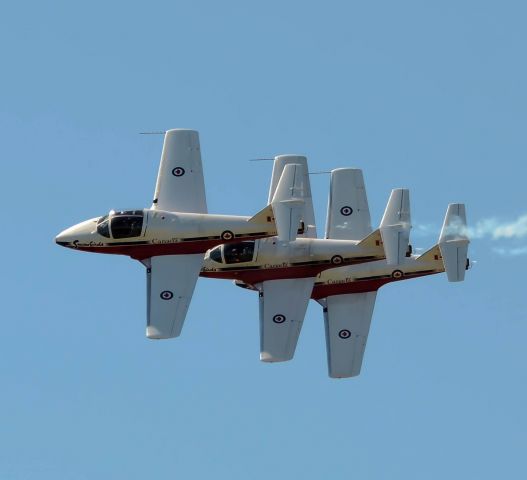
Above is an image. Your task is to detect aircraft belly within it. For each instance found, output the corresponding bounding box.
[200,263,328,284]
[200,254,382,285]
[72,236,259,260]
[311,270,440,299]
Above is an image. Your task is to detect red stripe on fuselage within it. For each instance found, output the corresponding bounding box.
[200,258,381,285]
[200,264,326,283]
[72,239,230,260]
[311,279,389,299]
[311,271,440,300]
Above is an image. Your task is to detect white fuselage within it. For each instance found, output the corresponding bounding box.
[310,252,445,299]
[55,208,277,260]
[201,236,384,284]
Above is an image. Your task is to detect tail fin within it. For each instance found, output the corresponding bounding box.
[248,204,275,225]
[271,163,307,242]
[357,228,383,250]
[379,189,411,265]
[417,244,442,263]
[438,203,470,282]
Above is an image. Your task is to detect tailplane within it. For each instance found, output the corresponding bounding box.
[270,163,307,242]
[379,189,411,265]
[438,203,470,282]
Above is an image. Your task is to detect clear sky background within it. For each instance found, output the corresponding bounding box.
[1,1,526,478]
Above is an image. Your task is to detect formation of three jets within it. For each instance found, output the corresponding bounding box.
[56,129,470,378]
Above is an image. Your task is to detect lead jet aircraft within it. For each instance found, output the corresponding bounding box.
[233,167,469,378]
[200,156,407,363]
[55,129,278,339]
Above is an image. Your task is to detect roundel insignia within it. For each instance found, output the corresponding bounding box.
[172,167,185,177]
[160,290,174,300]
[273,314,286,324]
[338,329,351,339]
[331,255,344,265]
[340,206,353,216]
[392,270,403,279]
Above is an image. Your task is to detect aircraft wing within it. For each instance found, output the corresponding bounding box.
[152,129,208,213]
[146,254,203,339]
[259,278,315,362]
[323,292,377,378]
[325,168,372,240]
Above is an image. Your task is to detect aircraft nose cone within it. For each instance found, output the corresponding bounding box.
[55,229,72,247]
[55,218,101,248]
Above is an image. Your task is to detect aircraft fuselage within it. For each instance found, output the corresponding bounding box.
[228,252,445,299]
[55,208,277,260]
[200,237,385,285]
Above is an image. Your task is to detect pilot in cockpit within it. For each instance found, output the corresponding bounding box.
[96,210,144,239]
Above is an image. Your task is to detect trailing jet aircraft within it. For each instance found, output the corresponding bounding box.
[200,157,417,363]
[231,164,469,378]
[55,129,278,339]
[312,202,469,378]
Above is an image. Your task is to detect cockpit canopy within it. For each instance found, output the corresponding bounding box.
[209,241,256,264]
[97,210,144,239]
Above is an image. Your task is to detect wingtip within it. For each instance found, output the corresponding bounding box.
[146,326,178,340]
[260,352,293,363]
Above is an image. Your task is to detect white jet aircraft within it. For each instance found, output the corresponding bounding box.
[312,200,469,378]
[200,156,415,363]
[232,166,470,378]
[56,129,278,339]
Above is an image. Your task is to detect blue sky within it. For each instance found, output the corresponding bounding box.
[1,1,526,478]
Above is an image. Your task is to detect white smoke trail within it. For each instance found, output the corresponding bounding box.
[414,213,527,256]
[492,246,527,256]
[489,215,527,240]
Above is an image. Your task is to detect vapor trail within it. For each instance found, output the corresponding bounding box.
[414,213,527,256]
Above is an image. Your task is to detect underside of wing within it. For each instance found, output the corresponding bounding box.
[152,129,207,213]
[259,278,315,362]
[325,168,372,240]
[323,292,377,378]
[146,254,203,339]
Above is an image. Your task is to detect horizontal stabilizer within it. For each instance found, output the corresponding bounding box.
[271,163,307,242]
[379,189,411,265]
[439,204,469,282]
[268,155,317,238]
